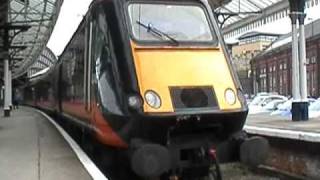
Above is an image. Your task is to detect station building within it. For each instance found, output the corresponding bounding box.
[251,19,320,97]
[231,32,281,95]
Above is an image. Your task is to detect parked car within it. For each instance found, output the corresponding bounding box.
[263,99,287,111]
[271,98,317,117]
[270,99,292,116]
[249,95,288,114]
[309,100,320,118]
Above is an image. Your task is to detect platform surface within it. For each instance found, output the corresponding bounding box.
[0,107,92,180]
[246,113,320,133]
[246,113,320,142]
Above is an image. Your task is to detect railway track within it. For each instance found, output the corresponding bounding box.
[247,134,320,180]
[51,113,317,180]
[218,163,305,180]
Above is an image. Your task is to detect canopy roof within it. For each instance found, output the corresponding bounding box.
[215,0,283,27]
[0,0,286,80]
[0,0,62,79]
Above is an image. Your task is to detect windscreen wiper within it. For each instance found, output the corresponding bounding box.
[136,20,179,46]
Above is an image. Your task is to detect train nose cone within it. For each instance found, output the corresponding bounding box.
[131,144,170,177]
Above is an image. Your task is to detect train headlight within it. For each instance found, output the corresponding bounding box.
[145,90,161,109]
[225,88,236,105]
[128,95,143,109]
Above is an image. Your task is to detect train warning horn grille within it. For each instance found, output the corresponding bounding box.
[170,86,218,111]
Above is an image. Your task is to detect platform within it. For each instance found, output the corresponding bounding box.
[245,113,320,142]
[0,107,94,180]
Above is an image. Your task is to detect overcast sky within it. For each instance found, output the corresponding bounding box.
[47,0,320,55]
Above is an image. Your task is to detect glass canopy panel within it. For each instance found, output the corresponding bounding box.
[1,0,283,77]
[216,0,283,27]
[5,0,62,78]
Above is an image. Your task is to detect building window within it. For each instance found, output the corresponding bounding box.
[261,78,266,92]
[307,71,311,95]
[283,71,287,95]
[273,75,277,90]
[269,75,273,91]
[279,73,283,94]
[312,70,317,96]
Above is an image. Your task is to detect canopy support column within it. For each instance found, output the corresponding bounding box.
[289,0,309,121]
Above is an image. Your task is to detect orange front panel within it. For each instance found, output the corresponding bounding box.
[131,45,241,113]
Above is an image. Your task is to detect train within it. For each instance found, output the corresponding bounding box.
[23,0,268,179]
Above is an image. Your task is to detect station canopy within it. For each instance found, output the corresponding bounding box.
[215,0,283,27]
[0,0,284,80]
[0,0,62,79]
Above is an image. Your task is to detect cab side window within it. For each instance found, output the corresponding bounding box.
[90,11,123,115]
